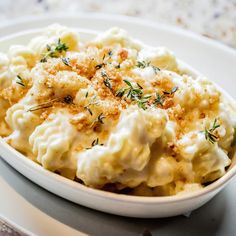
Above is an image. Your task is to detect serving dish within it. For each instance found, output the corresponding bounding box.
[0,15,236,218]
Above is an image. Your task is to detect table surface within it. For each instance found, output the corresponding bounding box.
[1,0,236,48]
[1,1,236,235]
[1,158,236,236]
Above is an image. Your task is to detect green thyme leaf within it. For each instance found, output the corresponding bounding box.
[163,86,178,95]
[202,119,221,144]
[97,113,105,124]
[101,71,112,90]
[86,138,104,149]
[84,97,99,116]
[92,138,99,146]
[54,38,69,53]
[152,65,161,74]
[40,38,69,62]
[62,57,71,67]
[16,75,25,87]
[136,95,151,110]
[104,78,112,89]
[116,80,151,110]
[210,118,221,131]
[136,61,150,69]
[154,93,165,106]
[85,106,93,116]
[123,79,132,87]
[116,88,126,98]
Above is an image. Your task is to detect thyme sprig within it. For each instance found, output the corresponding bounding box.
[154,93,165,106]
[16,75,25,87]
[116,80,150,110]
[95,50,113,70]
[152,65,161,74]
[136,95,152,109]
[101,71,112,90]
[97,113,105,124]
[116,88,126,98]
[116,80,142,99]
[86,138,104,149]
[92,138,99,146]
[136,60,160,74]
[90,113,106,128]
[136,61,150,68]
[28,95,74,112]
[40,38,69,62]
[154,87,178,107]
[84,106,93,116]
[117,80,178,110]
[203,119,221,144]
[84,97,99,116]
[27,98,59,112]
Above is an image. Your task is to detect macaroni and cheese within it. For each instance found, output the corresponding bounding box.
[0,25,236,196]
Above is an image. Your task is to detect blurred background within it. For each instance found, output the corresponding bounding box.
[0,0,236,48]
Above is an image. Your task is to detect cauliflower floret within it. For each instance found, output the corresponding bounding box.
[92,27,142,50]
[29,112,77,178]
[147,156,175,187]
[5,103,42,155]
[8,45,36,70]
[28,24,80,59]
[217,102,236,150]
[137,47,178,72]
[177,131,231,183]
[174,75,220,110]
[76,106,167,187]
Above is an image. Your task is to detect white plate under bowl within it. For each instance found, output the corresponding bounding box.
[0,14,236,218]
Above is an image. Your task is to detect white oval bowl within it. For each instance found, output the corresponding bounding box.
[0,15,236,218]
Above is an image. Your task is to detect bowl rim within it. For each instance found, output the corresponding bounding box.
[0,15,236,205]
[1,12,236,56]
